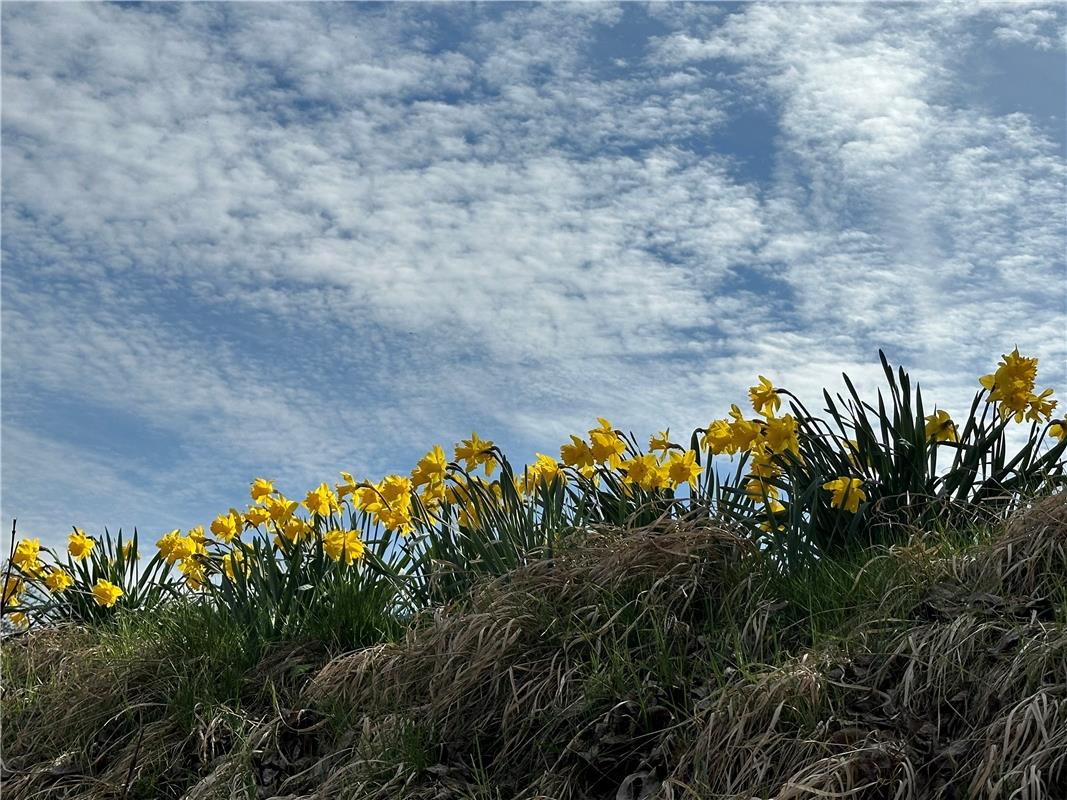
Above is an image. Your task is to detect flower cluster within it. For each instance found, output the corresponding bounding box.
[3,349,1063,629]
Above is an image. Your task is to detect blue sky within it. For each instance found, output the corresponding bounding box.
[2,2,1065,548]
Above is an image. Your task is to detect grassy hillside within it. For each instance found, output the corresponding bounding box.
[3,494,1065,799]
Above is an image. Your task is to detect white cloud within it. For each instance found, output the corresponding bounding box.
[2,3,1064,544]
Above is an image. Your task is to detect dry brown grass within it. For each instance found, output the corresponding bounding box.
[4,496,1066,799]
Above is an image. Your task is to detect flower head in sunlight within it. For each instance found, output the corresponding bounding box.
[68,529,95,561]
[45,569,73,593]
[250,477,275,502]
[92,579,124,608]
[924,409,958,443]
[749,375,781,418]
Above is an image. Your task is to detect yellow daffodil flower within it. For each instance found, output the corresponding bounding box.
[455,432,497,476]
[980,349,1043,422]
[560,435,595,472]
[700,419,735,455]
[749,375,782,418]
[45,569,73,593]
[1049,417,1067,442]
[667,449,702,489]
[304,483,339,517]
[68,529,95,561]
[250,477,275,502]
[649,430,672,454]
[924,409,958,443]
[411,445,448,490]
[822,477,866,514]
[323,529,366,565]
[91,579,124,608]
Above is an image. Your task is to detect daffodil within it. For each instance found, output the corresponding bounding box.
[744,477,779,503]
[455,432,496,476]
[1050,417,1067,442]
[12,538,40,569]
[265,495,298,525]
[589,419,627,468]
[250,477,275,502]
[179,558,206,590]
[980,348,1041,422]
[45,569,73,593]
[560,435,593,469]
[374,475,414,534]
[667,449,702,489]
[762,415,801,457]
[323,529,366,565]
[749,375,782,417]
[411,445,448,490]
[91,579,124,608]
[620,453,665,492]
[245,505,270,527]
[2,576,24,607]
[68,529,95,561]
[649,430,672,454]
[280,516,311,544]
[700,419,735,455]
[336,471,359,501]
[924,410,958,443]
[304,483,339,517]
[822,477,866,514]
[210,510,242,544]
[728,405,763,453]
[121,541,137,561]
[1025,388,1057,423]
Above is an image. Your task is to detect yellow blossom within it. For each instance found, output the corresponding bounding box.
[728,405,763,453]
[280,516,311,544]
[12,538,40,569]
[304,482,339,517]
[980,348,1041,422]
[666,449,702,489]
[336,471,359,501]
[210,511,242,544]
[2,576,24,607]
[9,611,28,627]
[455,432,496,476]
[560,435,595,472]
[68,529,95,561]
[411,445,448,490]
[621,453,666,492]
[121,541,137,561]
[700,419,735,455]
[762,415,801,457]
[250,477,275,502]
[1026,388,1057,423]
[822,477,866,514]
[323,529,366,565]
[245,505,270,527]
[749,375,782,417]
[91,579,124,608]
[924,410,958,443]
[45,570,73,593]
[179,558,206,590]
[744,477,780,503]
[1049,417,1067,442]
[265,495,298,525]
[649,430,672,454]
[589,419,627,468]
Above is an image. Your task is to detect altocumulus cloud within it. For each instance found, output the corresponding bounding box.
[2,2,1064,545]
